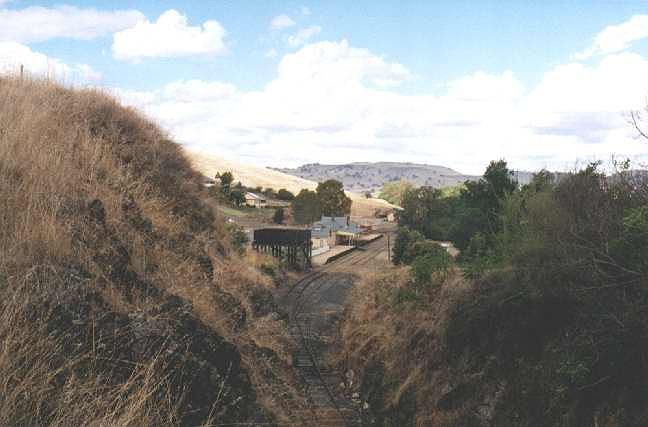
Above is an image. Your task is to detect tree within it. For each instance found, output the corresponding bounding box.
[316,179,352,216]
[379,179,414,206]
[229,189,245,207]
[484,159,517,198]
[411,244,452,286]
[277,189,295,201]
[216,171,234,193]
[364,191,372,199]
[399,186,451,240]
[273,207,285,224]
[263,187,276,199]
[392,227,424,265]
[291,189,322,224]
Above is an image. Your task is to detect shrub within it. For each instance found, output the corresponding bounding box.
[227,224,249,253]
[276,189,295,201]
[392,227,424,265]
[411,245,451,286]
[272,207,285,224]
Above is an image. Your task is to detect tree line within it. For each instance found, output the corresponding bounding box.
[212,172,352,225]
[391,157,648,423]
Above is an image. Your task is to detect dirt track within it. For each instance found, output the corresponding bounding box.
[283,225,395,426]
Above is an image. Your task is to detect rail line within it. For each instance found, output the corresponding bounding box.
[286,234,389,426]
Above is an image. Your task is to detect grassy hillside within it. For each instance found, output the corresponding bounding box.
[0,78,306,425]
[186,150,395,217]
[275,162,479,193]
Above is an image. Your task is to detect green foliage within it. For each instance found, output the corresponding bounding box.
[442,159,648,424]
[392,227,424,265]
[263,187,276,199]
[316,179,352,216]
[411,245,451,285]
[379,179,414,206]
[229,189,245,207]
[399,186,452,240]
[272,207,285,224]
[216,171,234,191]
[276,188,295,201]
[610,205,648,274]
[226,224,248,254]
[291,189,322,224]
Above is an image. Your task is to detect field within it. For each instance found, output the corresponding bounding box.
[185,149,395,217]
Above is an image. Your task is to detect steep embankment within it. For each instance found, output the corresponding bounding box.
[0,78,305,425]
[185,150,395,217]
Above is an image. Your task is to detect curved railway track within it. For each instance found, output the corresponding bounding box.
[286,235,390,426]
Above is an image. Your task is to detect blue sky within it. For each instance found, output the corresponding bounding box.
[2,1,648,173]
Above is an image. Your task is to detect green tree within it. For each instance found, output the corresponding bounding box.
[216,171,234,193]
[411,244,452,286]
[277,188,295,201]
[273,207,285,224]
[379,179,414,206]
[316,179,352,216]
[291,189,322,224]
[229,189,245,207]
[399,186,451,240]
[392,227,424,265]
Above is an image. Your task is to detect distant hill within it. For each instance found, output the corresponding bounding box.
[274,162,478,193]
[274,163,544,193]
[185,151,396,216]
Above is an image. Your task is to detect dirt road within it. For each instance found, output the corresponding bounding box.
[283,225,395,426]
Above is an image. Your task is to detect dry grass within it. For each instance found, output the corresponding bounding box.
[185,149,396,217]
[0,77,309,426]
[336,267,472,426]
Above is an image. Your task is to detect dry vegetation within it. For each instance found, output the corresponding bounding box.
[0,77,309,425]
[185,149,395,217]
[336,267,473,426]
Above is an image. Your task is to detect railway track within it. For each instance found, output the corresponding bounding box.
[286,235,389,426]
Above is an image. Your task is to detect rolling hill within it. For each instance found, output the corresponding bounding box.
[275,162,538,193]
[274,162,480,193]
[185,150,396,216]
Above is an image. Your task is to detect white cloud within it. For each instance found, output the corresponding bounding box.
[0,6,144,43]
[301,6,311,16]
[0,41,101,82]
[112,9,226,61]
[287,25,321,47]
[270,14,295,30]
[114,39,648,175]
[575,14,648,59]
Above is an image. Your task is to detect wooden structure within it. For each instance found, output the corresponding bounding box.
[253,228,312,268]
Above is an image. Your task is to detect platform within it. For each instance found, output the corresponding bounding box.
[311,245,356,266]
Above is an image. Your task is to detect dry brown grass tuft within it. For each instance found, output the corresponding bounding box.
[336,266,472,426]
[0,77,307,425]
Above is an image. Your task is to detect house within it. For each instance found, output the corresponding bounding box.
[245,192,267,208]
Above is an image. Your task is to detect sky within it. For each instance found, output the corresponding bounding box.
[2,1,648,174]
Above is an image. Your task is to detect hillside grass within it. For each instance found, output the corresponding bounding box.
[0,77,308,425]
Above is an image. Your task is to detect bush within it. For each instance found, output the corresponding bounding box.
[276,189,295,201]
[410,245,451,286]
[392,227,424,264]
[272,207,285,224]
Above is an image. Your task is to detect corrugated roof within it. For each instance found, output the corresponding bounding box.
[245,192,266,201]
